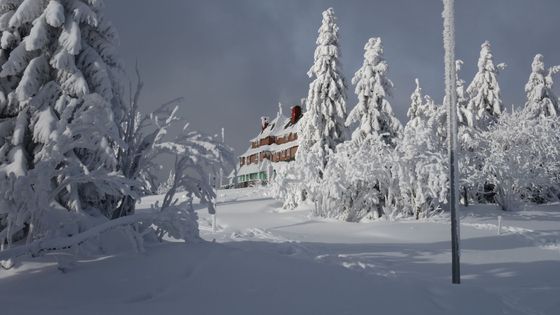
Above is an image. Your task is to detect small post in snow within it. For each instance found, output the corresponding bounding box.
[208,200,217,233]
[212,214,217,233]
[443,0,461,284]
[497,215,502,235]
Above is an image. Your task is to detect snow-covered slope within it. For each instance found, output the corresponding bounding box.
[1,188,559,314]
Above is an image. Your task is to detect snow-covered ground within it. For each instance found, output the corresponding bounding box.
[1,188,559,314]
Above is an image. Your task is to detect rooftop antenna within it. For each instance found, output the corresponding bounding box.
[278,102,283,117]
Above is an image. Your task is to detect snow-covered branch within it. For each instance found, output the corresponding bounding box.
[0,213,155,263]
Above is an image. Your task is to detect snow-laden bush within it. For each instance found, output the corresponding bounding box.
[467,109,560,210]
[269,162,307,209]
[316,136,396,221]
[392,86,448,220]
[151,192,199,243]
[0,99,233,266]
[396,103,448,219]
[117,68,233,241]
[112,65,233,219]
[314,113,449,222]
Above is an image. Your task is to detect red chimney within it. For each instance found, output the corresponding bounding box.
[291,105,302,124]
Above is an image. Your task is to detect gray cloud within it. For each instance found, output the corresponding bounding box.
[107,0,560,156]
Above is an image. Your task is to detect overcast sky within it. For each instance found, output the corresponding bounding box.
[107,0,560,156]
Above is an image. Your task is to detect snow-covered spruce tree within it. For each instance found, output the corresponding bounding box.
[524,54,560,118]
[394,81,448,219]
[406,78,445,138]
[521,54,560,202]
[316,37,402,220]
[467,109,560,210]
[408,78,423,121]
[466,41,506,130]
[0,0,130,247]
[279,8,348,209]
[455,59,479,206]
[465,41,506,204]
[455,60,472,127]
[423,95,447,148]
[346,37,401,146]
[299,7,348,169]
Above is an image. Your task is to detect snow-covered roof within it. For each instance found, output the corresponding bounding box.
[250,104,301,142]
[240,138,299,158]
[250,115,286,141]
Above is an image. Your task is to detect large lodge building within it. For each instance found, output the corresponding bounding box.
[229,104,303,187]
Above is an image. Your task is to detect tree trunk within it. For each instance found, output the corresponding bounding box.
[112,196,136,219]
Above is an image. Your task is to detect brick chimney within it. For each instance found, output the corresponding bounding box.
[261,116,270,131]
[291,105,302,124]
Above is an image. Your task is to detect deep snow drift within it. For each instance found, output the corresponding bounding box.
[1,188,559,315]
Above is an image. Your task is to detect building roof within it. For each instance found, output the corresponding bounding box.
[239,138,299,158]
[250,104,300,142]
[250,114,287,141]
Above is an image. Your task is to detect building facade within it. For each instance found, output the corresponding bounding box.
[229,104,303,187]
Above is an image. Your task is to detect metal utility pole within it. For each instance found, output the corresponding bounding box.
[220,128,225,188]
[443,0,461,284]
